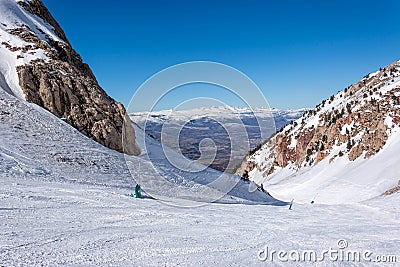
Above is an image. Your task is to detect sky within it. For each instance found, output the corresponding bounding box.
[42,0,400,111]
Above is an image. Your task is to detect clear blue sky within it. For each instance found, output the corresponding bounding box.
[43,0,400,111]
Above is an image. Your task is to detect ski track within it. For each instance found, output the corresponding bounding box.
[0,82,399,265]
[0,178,399,266]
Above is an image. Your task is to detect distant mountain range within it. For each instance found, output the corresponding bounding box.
[130,106,306,172]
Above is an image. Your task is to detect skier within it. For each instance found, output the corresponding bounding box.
[135,184,142,198]
[289,199,294,210]
[311,193,318,204]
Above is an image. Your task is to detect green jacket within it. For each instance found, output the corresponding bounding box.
[135,184,142,198]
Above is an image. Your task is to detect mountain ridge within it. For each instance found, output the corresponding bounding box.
[0,0,139,155]
[236,60,400,204]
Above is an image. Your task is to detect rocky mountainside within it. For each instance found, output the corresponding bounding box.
[236,60,400,204]
[0,0,139,155]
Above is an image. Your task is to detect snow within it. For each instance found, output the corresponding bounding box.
[0,0,62,99]
[288,135,297,149]
[261,126,400,205]
[244,61,400,205]
[0,85,280,206]
[0,1,399,263]
[340,121,354,135]
[130,106,306,127]
[385,115,393,129]
[380,78,400,95]
[0,78,398,265]
[131,106,306,173]
[1,176,399,266]
[303,113,320,129]
[0,72,399,265]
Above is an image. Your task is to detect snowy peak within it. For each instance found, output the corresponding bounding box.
[0,0,140,155]
[17,0,69,43]
[0,0,62,98]
[237,60,400,204]
[131,106,306,125]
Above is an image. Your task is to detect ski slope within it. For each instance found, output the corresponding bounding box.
[0,83,399,265]
[0,85,279,206]
[1,177,399,266]
[0,1,398,265]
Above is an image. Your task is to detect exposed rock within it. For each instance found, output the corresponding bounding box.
[384,180,400,195]
[348,144,363,161]
[237,60,400,182]
[10,0,140,155]
[17,0,69,43]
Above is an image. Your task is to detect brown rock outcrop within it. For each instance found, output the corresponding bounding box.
[11,0,139,155]
[237,60,400,179]
[384,181,400,195]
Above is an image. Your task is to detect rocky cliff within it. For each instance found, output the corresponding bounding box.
[0,0,139,155]
[236,60,400,203]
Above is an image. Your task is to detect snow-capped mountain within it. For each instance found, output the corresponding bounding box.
[236,60,400,204]
[130,106,306,172]
[0,0,139,154]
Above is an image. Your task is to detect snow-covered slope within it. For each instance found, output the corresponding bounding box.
[130,106,306,172]
[1,86,399,265]
[0,84,280,205]
[0,0,139,154]
[239,60,400,204]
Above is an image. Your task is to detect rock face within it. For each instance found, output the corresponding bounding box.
[3,0,139,155]
[384,180,400,195]
[236,60,400,196]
